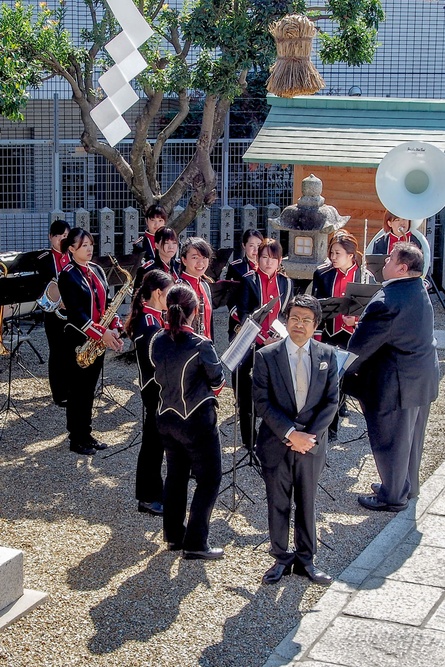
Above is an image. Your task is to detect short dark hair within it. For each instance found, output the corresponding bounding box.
[242,228,264,245]
[154,226,178,247]
[286,294,322,328]
[180,237,213,261]
[166,283,199,340]
[145,204,167,222]
[50,219,70,236]
[392,242,424,275]
[258,238,283,261]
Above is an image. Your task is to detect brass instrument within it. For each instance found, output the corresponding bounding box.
[75,256,133,368]
[37,278,67,320]
[0,262,9,356]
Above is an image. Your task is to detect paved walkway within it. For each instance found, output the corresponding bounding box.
[263,460,445,667]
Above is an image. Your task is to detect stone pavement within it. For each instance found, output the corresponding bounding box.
[263,460,445,667]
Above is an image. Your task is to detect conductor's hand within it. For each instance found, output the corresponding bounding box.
[102,329,124,352]
[286,431,317,454]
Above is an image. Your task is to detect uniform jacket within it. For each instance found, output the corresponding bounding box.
[133,308,163,391]
[58,261,111,343]
[253,338,338,469]
[237,271,293,329]
[226,257,253,339]
[134,254,181,291]
[344,276,439,411]
[372,232,421,255]
[312,262,361,336]
[149,327,225,419]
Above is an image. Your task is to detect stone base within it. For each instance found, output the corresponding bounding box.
[0,589,48,631]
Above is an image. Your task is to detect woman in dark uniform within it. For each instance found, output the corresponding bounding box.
[36,219,71,406]
[125,269,174,516]
[226,228,264,342]
[134,227,180,289]
[149,283,225,559]
[179,237,214,340]
[58,228,123,455]
[372,210,422,255]
[312,230,361,438]
[236,238,293,449]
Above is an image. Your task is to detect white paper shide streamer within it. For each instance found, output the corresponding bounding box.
[90,0,153,146]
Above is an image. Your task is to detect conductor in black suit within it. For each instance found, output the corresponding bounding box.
[344,242,439,512]
[253,294,338,585]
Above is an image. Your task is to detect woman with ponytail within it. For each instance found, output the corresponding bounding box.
[149,283,226,560]
[125,269,174,516]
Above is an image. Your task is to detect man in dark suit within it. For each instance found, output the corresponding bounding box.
[344,242,439,512]
[253,294,338,585]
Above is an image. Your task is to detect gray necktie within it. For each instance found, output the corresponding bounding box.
[296,347,309,411]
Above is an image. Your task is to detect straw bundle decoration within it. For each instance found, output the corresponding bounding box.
[267,14,325,97]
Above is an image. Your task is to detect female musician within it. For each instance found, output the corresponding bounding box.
[149,283,225,559]
[226,228,264,342]
[134,204,167,263]
[134,227,180,290]
[312,230,361,438]
[372,210,422,255]
[125,269,174,515]
[36,219,71,407]
[58,228,123,456]
[179,237,214,339]
[236,238,293,449]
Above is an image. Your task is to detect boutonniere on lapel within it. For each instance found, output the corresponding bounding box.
[319,362,328,371]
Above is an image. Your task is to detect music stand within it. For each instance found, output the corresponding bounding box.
[365,254,387,284]
[0,273,44,435]
[219,298,279,511]
[318,296,350,321]
[344,282,380,316]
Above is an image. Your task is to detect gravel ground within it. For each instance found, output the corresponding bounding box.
[1,295,445,667]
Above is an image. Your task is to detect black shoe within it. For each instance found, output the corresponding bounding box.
[89,438,108,450]
[293,562,332,586]
[339,404,350,417]
[358,495,408,512]
[167,542,183,551]
[69,442,96,456]
[262,561,292,585]
[328,428,338,442]
[138,501,163,516]
[183,547,224,560]
[55,400,68,408]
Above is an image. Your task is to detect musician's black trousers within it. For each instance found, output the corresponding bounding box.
[44,312,68,404]
[157,405,222,550]
[65,338,103,446]
[136,382,164,504]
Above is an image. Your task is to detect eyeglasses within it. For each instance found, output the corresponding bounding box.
[288,316,315,325]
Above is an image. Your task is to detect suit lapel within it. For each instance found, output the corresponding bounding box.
[305,340,323,409]
[273,340,296,408]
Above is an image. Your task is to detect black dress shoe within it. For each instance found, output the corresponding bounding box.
[183,547,224,560]
[69,442,96,456]
[339,404,350,417]
[167,542,183,551]
[88,437,108,450]
[328,428,338,442]
[293,562,332,586]
[358,495,408,512]
[138,501,163,516]
[262,561,292,585]
[55,400,68,408]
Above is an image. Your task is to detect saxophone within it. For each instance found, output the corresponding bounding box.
[76,256,133,368]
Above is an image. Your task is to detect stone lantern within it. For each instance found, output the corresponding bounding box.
[271,174,350,279]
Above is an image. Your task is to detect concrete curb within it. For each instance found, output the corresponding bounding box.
[263,460,445,666]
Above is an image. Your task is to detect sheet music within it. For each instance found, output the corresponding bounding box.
[335,349,358,377]
[220,318,261,372]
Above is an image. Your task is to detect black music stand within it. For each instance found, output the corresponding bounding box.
[0,272,44,435]
[344,282,380,316]
[219,298,279,512]
[365,254,387,284]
